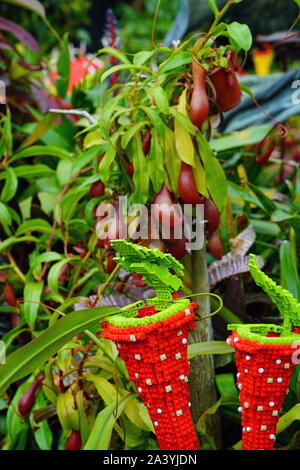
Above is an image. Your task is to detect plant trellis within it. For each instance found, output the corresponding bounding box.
[227,254,300,450]
[102,240,199,450]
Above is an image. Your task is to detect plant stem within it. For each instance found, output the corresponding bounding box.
[188,245,222,448]
[6,252,26,283]
[194,0,235,51]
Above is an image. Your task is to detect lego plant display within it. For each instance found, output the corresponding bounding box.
[227,254,300,450]
[102,240,199,450]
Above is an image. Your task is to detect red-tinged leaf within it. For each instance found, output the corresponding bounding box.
[0,17,39,53]
[4,0,45,18]
[20,113,58,149]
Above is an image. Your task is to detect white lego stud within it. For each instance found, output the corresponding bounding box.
[179,374,185,380]
[244,402,249,408]
[245,355,251,361]
[267,378,273,383]
[272,410,278,417]
[130,334,136,342]
[261,425,267,431]
[135,354,141,360]
[182,338,187,344]
[177,330,183,336]
[238,383,243,390]
[176,409,183,416]
[157,408,162,414]
[244,369,248,373]
[246,427,251,432]
[146,378,152,385]
[238,407,242,413]
[154,421,159,427]
[233,337,239,343]
[226,338,231,344]
[138,387,142,393]
[237,373,240,378]
[258,368,264,374]
[284,363,290,369]
[117,343,121,348]
[276,359,281,365]
[188,402,191,407]
[257,406,264,411]
[269,434,276,440]
[165,385,172,393]
[135,373,139,378]
[184,308,191,316]
[160,353,167,361]
[277,377,283,383]
[184,376,188,383]
[175,352,182,360]
[269,401,275,407]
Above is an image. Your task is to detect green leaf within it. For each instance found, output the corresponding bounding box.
[0,164,54,180]
[76,390,91,447]
[207,0,218,15]
[0,108,12,157]
[102,92,128,127]
[23,281,44,329]
[1,167,18,202]
[197,133,227,212]
[12,145,74,162]
[132,134,149,204]
[4,0,45,17]
[139,106,165,136]
[169,107,196,136]
[37,192,58,214]
[83,131,105,150]
[188,341,234,358]
[163,127,181,195]
[133,50,155,66]
[0,202,12,226]
[30,251,63,271]
[0,235,41,253]
[248,182,276,214]
[16,218,53,236]
[30,393,53,450]
[193,157,209,197]
[216,373,239,399]
[151,86,169,114]
[84,395,135,450]
[97,47,131,65]
[98,129,123,184]
[101,64,153,83]
[174,89,195,167]
[210,125,272,152]
[6,379,30,447]
[159,51,192,73]
[71,146,100,176]
[47,257,78,296]
[20,114,58,149]
[57,391,79,432]
[280,240,300,301]
[121,121,149,150]
[0,306,119,395]
[250,218,280,236]
[147,130,164,193]
[56,159,73,187]
[56,33,70,98]
[227,22,253,51]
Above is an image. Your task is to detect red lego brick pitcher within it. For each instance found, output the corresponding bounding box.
[102,240,199,450]
[228,254,300,450]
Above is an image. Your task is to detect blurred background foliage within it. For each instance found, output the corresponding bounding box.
[1,0,298,54]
